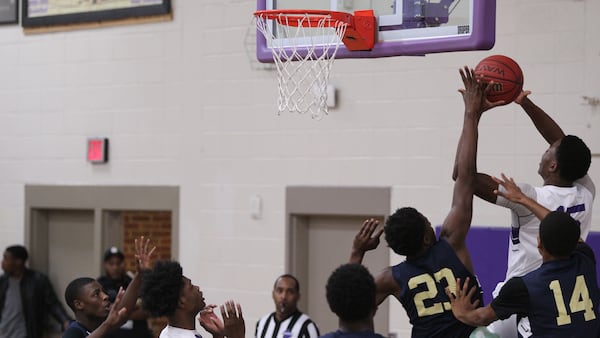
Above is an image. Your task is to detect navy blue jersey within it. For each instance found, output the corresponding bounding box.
[492,243,600,338]
[392,238,482,338]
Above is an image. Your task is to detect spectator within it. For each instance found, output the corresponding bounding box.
[1,244,72,338]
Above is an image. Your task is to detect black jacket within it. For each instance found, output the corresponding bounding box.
[0,268,72,338]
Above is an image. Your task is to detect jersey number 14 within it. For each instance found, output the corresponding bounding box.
[549,275,596,326]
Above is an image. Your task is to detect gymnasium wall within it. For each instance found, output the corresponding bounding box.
[0,0,599,336]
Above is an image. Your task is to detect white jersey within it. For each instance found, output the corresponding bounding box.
[496,175,595,280]
[158,325,198,338]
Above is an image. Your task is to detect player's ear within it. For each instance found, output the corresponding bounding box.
[536,235,545,254]
[549,160,558,173]
[73,299,85,311]
[423,226,435,246]
[178,294,186,309]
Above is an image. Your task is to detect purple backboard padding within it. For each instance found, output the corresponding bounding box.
[436,226,600,305]
[256,0,496,62]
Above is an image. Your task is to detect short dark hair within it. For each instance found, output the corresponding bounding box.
[539,211,580,257]
[65,277,96,312]
[385,207,426,256]
[556,135,591,182]
[5,245,28,262]
[141,261,184,317]
[273,274,300,292]
[326,264,375,322]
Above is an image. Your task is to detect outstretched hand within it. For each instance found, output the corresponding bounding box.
[444,277,480,319]
[198,304,225,337]
[458,66,505,115]
[220,300,245,338]
[105,287,128,330]
[353,219,384,254]
[492,173,526,203]
[134,236,156,272]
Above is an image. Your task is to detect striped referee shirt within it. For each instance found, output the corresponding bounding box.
[255,311,320,338]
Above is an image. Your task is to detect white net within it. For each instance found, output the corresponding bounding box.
[255,13,348,119]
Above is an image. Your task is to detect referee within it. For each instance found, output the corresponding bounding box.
[255,274,320,338]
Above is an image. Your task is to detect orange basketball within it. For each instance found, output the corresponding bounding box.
[474,55,524,105]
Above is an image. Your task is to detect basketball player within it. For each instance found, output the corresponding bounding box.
[62,237,154,338]
[453,91,595,337]
[320,264,385,338]
[350,67,503,338]
[446,175,600,337]
[141,260,245,338]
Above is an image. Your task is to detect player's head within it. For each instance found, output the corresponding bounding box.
[538,211,580,257]
[2,245,28,275]
[65,277,110,319]
[141,260,206,318]
[326,263,376,323]
[556,135,591,181]
[539,135,590,182]
[272,274,300,319]
[103,246,126,281]
[385,207,435,256]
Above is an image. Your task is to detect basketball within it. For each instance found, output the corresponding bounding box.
[474,55,524,105]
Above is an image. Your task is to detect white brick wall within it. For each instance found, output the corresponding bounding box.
[1,0,599,336]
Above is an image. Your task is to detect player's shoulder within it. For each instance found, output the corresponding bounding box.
[573,242,596,264]
[574,175,596,197]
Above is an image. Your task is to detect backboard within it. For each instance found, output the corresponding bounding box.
[255,0,496,62]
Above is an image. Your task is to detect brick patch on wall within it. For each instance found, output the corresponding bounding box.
[122,210,172,338]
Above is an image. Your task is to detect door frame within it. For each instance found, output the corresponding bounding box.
[285,186,391,318]
[25,185,179,274]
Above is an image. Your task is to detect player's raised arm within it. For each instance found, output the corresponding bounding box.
[442,67,500,270]
[114,236,155,322]
[492,173,551,221]
[451,71,505,204]
[515,91,565,145]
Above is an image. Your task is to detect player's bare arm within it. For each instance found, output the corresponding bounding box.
[492,173,550,220]
[515,91,565,145]
[374,267,401,306]
[442,67,499,268]
[445,277,497,327]
[116,236,155,321]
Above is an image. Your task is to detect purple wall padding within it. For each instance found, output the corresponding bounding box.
[436,226,600,305]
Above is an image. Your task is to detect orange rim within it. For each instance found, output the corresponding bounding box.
[254,9,353,28]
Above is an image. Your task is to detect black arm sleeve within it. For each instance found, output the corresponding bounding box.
[490,277,530,320]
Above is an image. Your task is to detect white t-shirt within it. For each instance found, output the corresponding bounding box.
[159,325,200,338]
[496,175,595,280]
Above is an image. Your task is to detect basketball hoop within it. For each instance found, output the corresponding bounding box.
[254,9,376,119]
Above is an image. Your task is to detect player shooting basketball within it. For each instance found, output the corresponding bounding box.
[452,83,595,338]
[349,67,504,338]
[446,174,600,337]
